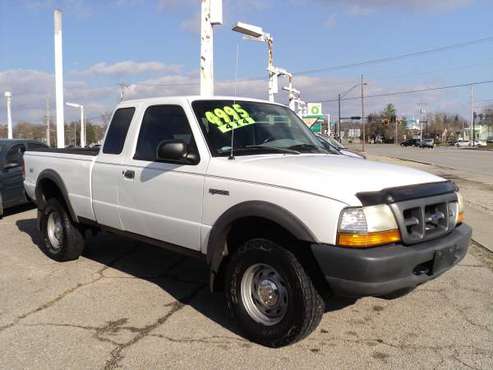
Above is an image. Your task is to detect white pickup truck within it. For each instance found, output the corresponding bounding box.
[24,96,471,347]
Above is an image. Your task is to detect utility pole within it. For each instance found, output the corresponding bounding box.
[360,74,366,152]
[54,9,65,148]
[418,103,426,142]
[395,118,398,145]
[4,91,13,139]
[337,94,341,138]
[200,0,223,96]
[45,97,51,146]
[470,85,474,145]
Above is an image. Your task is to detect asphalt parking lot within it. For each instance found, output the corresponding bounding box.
[1,148,493,369]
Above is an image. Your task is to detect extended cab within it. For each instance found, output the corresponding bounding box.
[23,96,471,347]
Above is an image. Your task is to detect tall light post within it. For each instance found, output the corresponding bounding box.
[200,0,223,96]
[66,102,85,147]
[4,91,13,139]
[54,9,65,148]
[232,22,276,102]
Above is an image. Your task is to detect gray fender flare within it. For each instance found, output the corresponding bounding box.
[206,201,317,285]
[35,169,78,222]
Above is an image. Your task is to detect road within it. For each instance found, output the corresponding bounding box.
[0,206,492,369]
[355,144,493,252]
[361,145,493,185]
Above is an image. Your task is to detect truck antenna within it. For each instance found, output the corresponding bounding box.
[229,43,240,160]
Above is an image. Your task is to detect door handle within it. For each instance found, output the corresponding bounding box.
[123,169,135,179]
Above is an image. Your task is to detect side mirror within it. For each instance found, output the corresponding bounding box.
[156,140,189,163]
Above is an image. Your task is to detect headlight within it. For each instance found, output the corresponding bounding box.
[337,205,401,248]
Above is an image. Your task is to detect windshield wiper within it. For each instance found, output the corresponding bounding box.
[235,145,300,155]
[288,143,326,153]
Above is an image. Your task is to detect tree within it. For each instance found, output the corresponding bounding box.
[383,104,397,120]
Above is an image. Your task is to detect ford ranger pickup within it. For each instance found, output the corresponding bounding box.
[23,96,471,347]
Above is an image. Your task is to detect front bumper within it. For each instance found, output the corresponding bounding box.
[311,223,472,297]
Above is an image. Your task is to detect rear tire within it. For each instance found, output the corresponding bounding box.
[225,238,324,347]
[39,198,85,261]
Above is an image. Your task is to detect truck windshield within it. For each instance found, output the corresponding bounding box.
[192,100,327,156]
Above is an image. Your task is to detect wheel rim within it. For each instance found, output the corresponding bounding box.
[240,263,288,326]
[47,211,63,250]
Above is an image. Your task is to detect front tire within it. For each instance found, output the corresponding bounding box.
[225,238,324,347]
[39,198,85,261]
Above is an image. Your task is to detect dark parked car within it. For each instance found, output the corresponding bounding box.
[419,138,435,148]
[400,139,420,147]
[0,139,48,217]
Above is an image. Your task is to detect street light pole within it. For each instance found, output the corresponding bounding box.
[232,22,276,101]
[54,9,65,148]
[4,91,13,139]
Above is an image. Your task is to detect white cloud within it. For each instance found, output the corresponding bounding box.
[0,67,470,126]
[324,14,337,29]
[309,0,473,14]
[75,61,182,76]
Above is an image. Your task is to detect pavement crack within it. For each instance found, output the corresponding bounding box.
[0,247,138,334]
[103,284,206,370]
[148,334,247,345]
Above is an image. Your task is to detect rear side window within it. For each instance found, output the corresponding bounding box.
[103,107,135,154]
[134,105,198,162]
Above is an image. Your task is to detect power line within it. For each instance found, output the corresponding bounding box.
[292,36,493,75]
[319,80,493,103]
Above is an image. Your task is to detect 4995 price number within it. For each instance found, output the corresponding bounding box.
[205,104,255,133]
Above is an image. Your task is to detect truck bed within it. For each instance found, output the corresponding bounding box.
[24,150,97,221]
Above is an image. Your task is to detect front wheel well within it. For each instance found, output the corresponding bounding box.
[213,216,331,300]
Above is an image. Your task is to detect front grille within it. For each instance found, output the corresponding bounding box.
[390,193,458,245]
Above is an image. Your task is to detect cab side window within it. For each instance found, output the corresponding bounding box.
[134,105,199,163]
[103,107,135,155]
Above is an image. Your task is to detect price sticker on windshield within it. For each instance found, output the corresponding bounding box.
[205,104,255,133]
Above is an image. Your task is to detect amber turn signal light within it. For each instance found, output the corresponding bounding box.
[337,229,401,248]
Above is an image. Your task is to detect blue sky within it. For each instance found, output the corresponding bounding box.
[1,0,492,124]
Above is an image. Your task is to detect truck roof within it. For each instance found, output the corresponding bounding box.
[119,95,284,106]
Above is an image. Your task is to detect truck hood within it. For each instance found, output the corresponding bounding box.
[207,154,445,206]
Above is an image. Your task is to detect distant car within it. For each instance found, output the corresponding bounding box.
[455,139,470,148]
[477,140,487,147]
[487,137,493,144]
[400,139,420,147]
[315,134,366,159]
[0,139,48,218]
[419,139,435,148]
[455,139,486,148]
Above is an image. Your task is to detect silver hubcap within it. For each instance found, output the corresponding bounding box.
[240,263,288,326]
[47,212,63,250]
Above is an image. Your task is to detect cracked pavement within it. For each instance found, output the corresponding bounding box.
[1,205,492,368]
